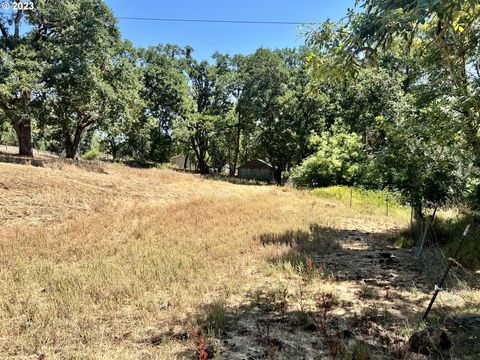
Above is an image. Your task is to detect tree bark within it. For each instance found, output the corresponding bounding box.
[190,134,209,174]
[413,204,424,238]
[65,128,83,159]
[14,117,33,157]
[273,167,282,185]
[109,139,118,160]
[197,159,209,174]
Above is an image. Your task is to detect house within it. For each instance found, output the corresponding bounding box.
[238,159,274,182]
[170,154,194,170]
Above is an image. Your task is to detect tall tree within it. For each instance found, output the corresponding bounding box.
[0,44,41,156]
[178,49,234,174]
[238,48,293,184]
[0,0,43,156]
[40,0,122,159]
[350,0,480,165]
[99,41,145,160]
[140,44,190,162]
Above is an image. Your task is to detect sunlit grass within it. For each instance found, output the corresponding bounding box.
[1,162,477,358]
[311,185,410,219]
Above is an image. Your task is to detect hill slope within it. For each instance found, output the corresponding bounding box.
[0,162,478,359]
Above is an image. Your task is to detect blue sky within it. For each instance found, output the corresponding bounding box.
[104,0,355,60]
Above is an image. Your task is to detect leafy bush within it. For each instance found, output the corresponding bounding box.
[291,125,368,187]
[0,122,17,146]
[82,148,103,160]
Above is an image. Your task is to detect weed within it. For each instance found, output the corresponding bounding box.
[362,306,380,322]
[358,284,379,299]
[316,292,339,314]
[306,256,315,277]
[256,320,281,360]
[192,331,208,360]
[198,300,229,337]
[311,186,408,218]
[349,341,373,360]
[316,292,343,359]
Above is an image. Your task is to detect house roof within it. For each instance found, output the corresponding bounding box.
[238,159,273,170]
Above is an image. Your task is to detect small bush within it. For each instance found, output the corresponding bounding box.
[82,148,103,160]
[198,300,229,336]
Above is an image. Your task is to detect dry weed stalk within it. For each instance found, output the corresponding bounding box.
[316,292,342,359]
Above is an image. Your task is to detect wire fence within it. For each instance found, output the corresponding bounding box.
[419,222,478,287]
[415,216,480,319]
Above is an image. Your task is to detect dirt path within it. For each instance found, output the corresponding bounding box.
[213,225,432,359]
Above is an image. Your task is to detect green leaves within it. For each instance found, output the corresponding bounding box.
[291,125,367,188]
[37,0,123,157]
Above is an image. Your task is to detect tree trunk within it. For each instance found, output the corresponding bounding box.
[273,167,282,185]
[198,159,209,174]
[230,119,241,177]
[14,117,33,157]
[417,207,437,257]
[413,205,424,234]
[65,128,83,159]
[65,139,76,159]
[109,140,118,160]
[190,135,209,174]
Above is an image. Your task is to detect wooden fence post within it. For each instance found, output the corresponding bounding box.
[386,192,389,217]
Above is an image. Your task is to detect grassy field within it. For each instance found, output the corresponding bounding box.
[0,160,478,359]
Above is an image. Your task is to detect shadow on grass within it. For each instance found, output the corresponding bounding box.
[161,226,433,359]
[260,224,428,290]
[202,173,272,186]
[148,224,479,359]
[0,153,44,167]
[0,153,108,173]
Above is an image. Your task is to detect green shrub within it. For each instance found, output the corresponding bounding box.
[291,125,368,188]
[0,122,17,146]
[82,148,103,160]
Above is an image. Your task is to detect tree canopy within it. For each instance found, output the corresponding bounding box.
[1,0,479,211]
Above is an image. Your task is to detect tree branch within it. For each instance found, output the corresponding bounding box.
[13,10,23,41]
[0,19,8,38]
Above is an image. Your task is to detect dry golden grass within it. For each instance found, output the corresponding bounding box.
[0,161,478,359]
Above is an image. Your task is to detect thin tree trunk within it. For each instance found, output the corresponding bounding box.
[417,207,437,257]
[230,118,241,177]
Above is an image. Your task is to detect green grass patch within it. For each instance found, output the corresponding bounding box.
[311,186,408,218]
